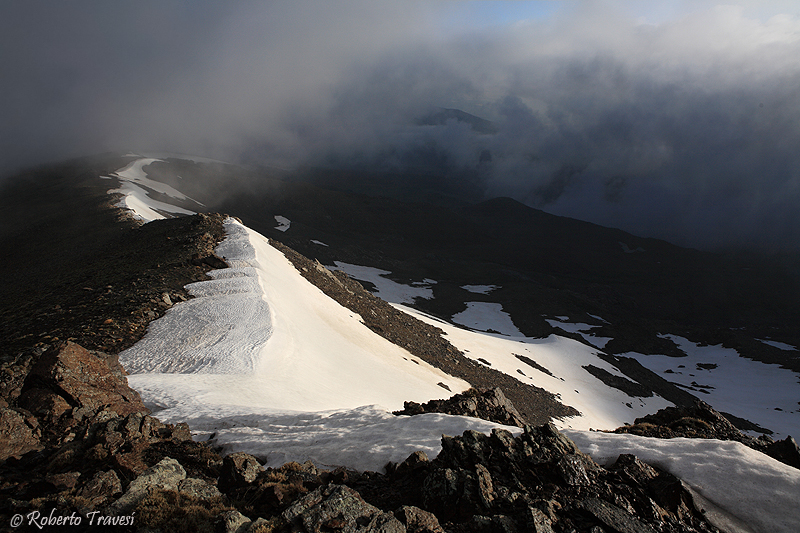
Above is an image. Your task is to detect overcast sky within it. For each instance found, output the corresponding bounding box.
[2,1,799,251]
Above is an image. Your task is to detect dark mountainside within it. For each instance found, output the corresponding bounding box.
[0,154,797,532]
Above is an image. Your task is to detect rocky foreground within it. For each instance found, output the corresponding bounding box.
[2,341,726,533]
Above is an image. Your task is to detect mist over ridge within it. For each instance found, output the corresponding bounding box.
[2,1,800,251]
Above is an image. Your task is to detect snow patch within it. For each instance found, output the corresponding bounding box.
[625,334,800,438]
[757,338,798,351]
[452,302,522,337]
[274,215,291,232]
[461,284,498,294]
[106,157,200,222]
[329,262,435,304]
[188,406,521,472]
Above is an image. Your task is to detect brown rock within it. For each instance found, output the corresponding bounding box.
[394,506,444,533]
[0,407,42,460]
[19,341,148,419]
[45,471,81,490]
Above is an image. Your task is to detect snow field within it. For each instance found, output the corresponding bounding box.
[624,334,800,438]
[397,305,674,431]
[566,430,800,533]
[106,157,799,533]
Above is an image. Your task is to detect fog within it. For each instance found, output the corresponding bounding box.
[2,1,799,251]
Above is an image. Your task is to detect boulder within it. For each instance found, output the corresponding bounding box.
[283,484,405,533]
[0,407,42,460]
[109,456,186,515]
[77,469,123,511]
[219,452,263,491]
[18,341,148,421]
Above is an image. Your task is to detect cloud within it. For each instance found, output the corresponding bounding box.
[2,1,799,251]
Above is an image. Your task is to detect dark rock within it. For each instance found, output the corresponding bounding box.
[77,469,123,511]
[219,452,264,491]
[578,498,656,533]
[283,484,405,533]
[394,388,528,428]
[613,400,800,470]
[765,435,800,469]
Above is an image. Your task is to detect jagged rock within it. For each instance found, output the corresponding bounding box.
[219,452,264,491]
[400,424,720,532]
[765,435,800,469]
[394,505,444,533]
[387,450,429,477]
[525,508,555,533]
[394,388,527,427]
[109,456,187,515]
[615,400,753,442]
[44,471,81,490]
[0,407,42,460]
[577,498,656,533]
[283,484,405,533]
[614,400,800,470]
[18,341,148,423]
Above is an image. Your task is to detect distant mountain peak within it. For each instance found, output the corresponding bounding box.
[416,107,498,134]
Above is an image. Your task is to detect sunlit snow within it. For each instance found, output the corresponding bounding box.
[106,158,198,221]
[106,158,800,533]
[398,305,673,431]
[566,430,800,533]
[624,334,800,438]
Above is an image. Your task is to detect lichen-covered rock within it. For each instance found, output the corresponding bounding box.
[394,505,444,533]
[110,456,187,515]
[178,477,223,500]
[77,469,123,511]
[219,452,263,491]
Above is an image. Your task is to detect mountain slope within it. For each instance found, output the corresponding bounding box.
[1,153,799,533]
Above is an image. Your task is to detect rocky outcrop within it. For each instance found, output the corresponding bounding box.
[394,387,528,427]
[19,341,148,424]
[614,400,800,469]
[358,424,721,533]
